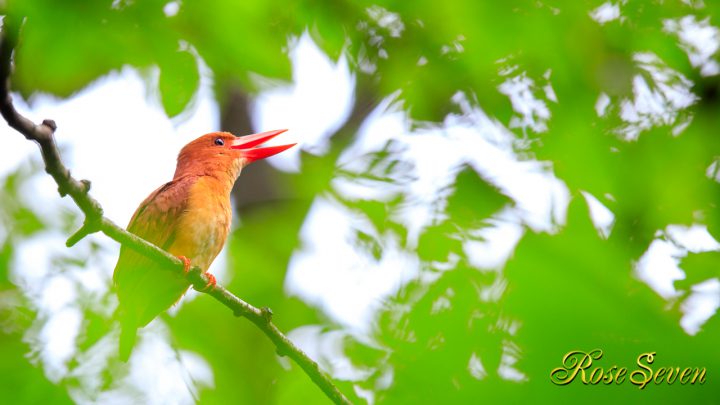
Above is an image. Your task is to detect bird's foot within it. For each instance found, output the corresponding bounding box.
[197,273,216,292]
[177,256,215,292]
[178,255,192,274]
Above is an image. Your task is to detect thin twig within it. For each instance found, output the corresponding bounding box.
[0,19,351,405]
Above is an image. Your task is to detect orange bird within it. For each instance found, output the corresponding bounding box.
[113,129,295,361]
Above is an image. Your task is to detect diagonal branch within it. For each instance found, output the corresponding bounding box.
[0,20,350,405]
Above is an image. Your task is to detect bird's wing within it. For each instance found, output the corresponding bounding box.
[113,175,198,326]
[127,176,198,250]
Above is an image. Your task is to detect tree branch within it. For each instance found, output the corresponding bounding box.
[0,20,350,405]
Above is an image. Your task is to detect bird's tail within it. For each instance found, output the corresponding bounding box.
[119,320,137,362]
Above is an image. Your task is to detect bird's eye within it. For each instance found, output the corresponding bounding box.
[214,138,225,146]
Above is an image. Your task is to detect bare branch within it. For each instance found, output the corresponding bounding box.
[0,21,351,405]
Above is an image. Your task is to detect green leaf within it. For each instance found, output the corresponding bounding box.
[158,50,200,117]
[446,165,511,226]
[416,222,462,262]
[355,230,382,261]
[676,251,720,291]
[10,0,154,96]
[0,290,73,404]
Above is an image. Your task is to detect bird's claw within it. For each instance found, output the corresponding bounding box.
[198,273,216,292]
[177,255,191,274]
[177,256,215,292]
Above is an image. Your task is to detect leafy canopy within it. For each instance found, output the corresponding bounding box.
[2,0,720,403]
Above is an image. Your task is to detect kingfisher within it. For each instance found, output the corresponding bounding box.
[113,129,295,361]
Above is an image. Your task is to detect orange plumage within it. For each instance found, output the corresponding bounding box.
[113,130,294,361]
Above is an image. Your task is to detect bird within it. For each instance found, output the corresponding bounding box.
[113,129,295,361]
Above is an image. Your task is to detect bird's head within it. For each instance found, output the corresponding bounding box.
[174,129,295,180]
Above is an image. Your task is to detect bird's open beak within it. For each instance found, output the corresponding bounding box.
[230,129,296,162]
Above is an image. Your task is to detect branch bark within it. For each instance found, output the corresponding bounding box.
[0,20,350,405]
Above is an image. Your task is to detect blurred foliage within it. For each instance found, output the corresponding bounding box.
[0,163,73,404]
[2,0,720,404]
[678,251,720,291]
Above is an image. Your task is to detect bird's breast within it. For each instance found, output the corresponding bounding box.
[169,176,232,271]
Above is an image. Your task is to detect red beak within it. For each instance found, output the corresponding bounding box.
[230,129,296,162]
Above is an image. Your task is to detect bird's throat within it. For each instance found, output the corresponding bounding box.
[174,156,243,191]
